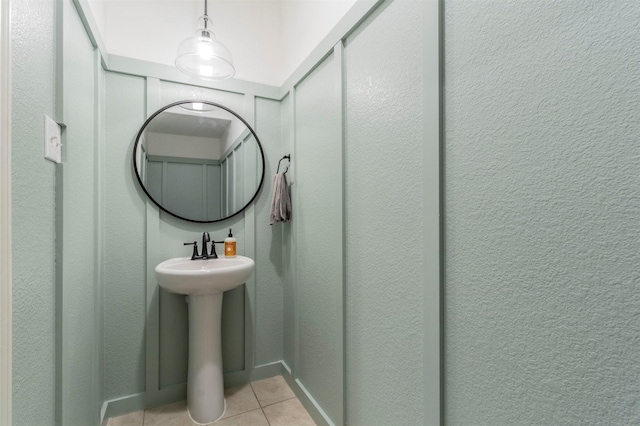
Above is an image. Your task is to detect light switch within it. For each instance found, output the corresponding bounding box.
[44,114,61,164]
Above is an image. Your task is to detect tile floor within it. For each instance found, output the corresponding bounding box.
[107,375,316,426]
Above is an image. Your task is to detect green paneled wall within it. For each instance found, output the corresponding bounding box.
[103,72,147,399]
[276,1,437,425]
[344,0,426,423]
[156,82,248,382]
[10,1,439,425]
[101,75,284,415]
[254,97,284,366]
[444,1,640,424]
[207,164,223,220]
[164,162,208,219]
[11,0,57,423]
[58,0,102,423]
[294,50,343,425]
[277,1,434,424]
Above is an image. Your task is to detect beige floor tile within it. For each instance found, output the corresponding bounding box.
[107,410,144,426]
[250,375,295,407]
[144,400,198,426]
[221,384,261,419]
[215,409,269,426]
[263,398,316,426]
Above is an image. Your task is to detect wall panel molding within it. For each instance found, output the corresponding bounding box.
[72,0,109,69]
[0,0,12,423]
[243,94,257,374]
[93,47,106,426]
[110,55,281,100]
[144,77,162,403]
[281,361,331,426]
[423,0,442,424]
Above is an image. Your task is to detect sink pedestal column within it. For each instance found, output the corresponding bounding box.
[187,293,225,424]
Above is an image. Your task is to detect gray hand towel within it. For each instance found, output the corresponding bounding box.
[270,172,292,224]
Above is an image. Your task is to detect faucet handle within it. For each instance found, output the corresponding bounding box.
[209,241,224,259]
[183,241,199,260]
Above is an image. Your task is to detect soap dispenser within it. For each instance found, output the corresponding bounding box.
[224,228,236,257]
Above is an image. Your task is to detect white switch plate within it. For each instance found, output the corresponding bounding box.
[44,114,61,163]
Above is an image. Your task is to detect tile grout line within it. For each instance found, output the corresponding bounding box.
[249,381,271,426]
[218,408,265,423]
[131,379,301,426]
[260,395,297,409]
[262,406,271,426]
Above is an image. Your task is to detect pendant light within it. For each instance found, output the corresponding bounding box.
[179,102,216,112]
[175,0,235,80]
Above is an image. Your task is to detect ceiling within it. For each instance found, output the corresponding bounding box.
[86,0,357,86]
[147,110,231,139]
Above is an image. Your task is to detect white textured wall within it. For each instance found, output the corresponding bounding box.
[86,0,355,86]
[147,133,221,160]
[11,0,57,423]
[88,0,282,85]
[280,0,356,84]
[444,1,640,424]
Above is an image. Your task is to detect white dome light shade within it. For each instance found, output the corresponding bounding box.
[175,28,235,81]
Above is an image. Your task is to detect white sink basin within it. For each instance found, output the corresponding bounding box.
[154,255,255,423]
[155,255,255,295]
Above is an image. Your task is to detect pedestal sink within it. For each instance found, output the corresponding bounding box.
[155,256,255,424]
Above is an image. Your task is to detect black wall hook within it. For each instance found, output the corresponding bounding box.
[277,154,291,174]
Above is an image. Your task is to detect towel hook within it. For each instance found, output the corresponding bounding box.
[277,154,291,174]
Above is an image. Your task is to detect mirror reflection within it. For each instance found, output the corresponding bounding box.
[134,101,265,223]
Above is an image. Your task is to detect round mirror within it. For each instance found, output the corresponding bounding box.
[133,100,265,223]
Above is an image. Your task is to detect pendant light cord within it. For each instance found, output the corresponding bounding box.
[203,0,208,29]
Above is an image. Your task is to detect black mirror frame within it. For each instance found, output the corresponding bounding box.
[132,100,266,223]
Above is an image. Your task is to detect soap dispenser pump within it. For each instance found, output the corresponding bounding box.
[224,228,236,257]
